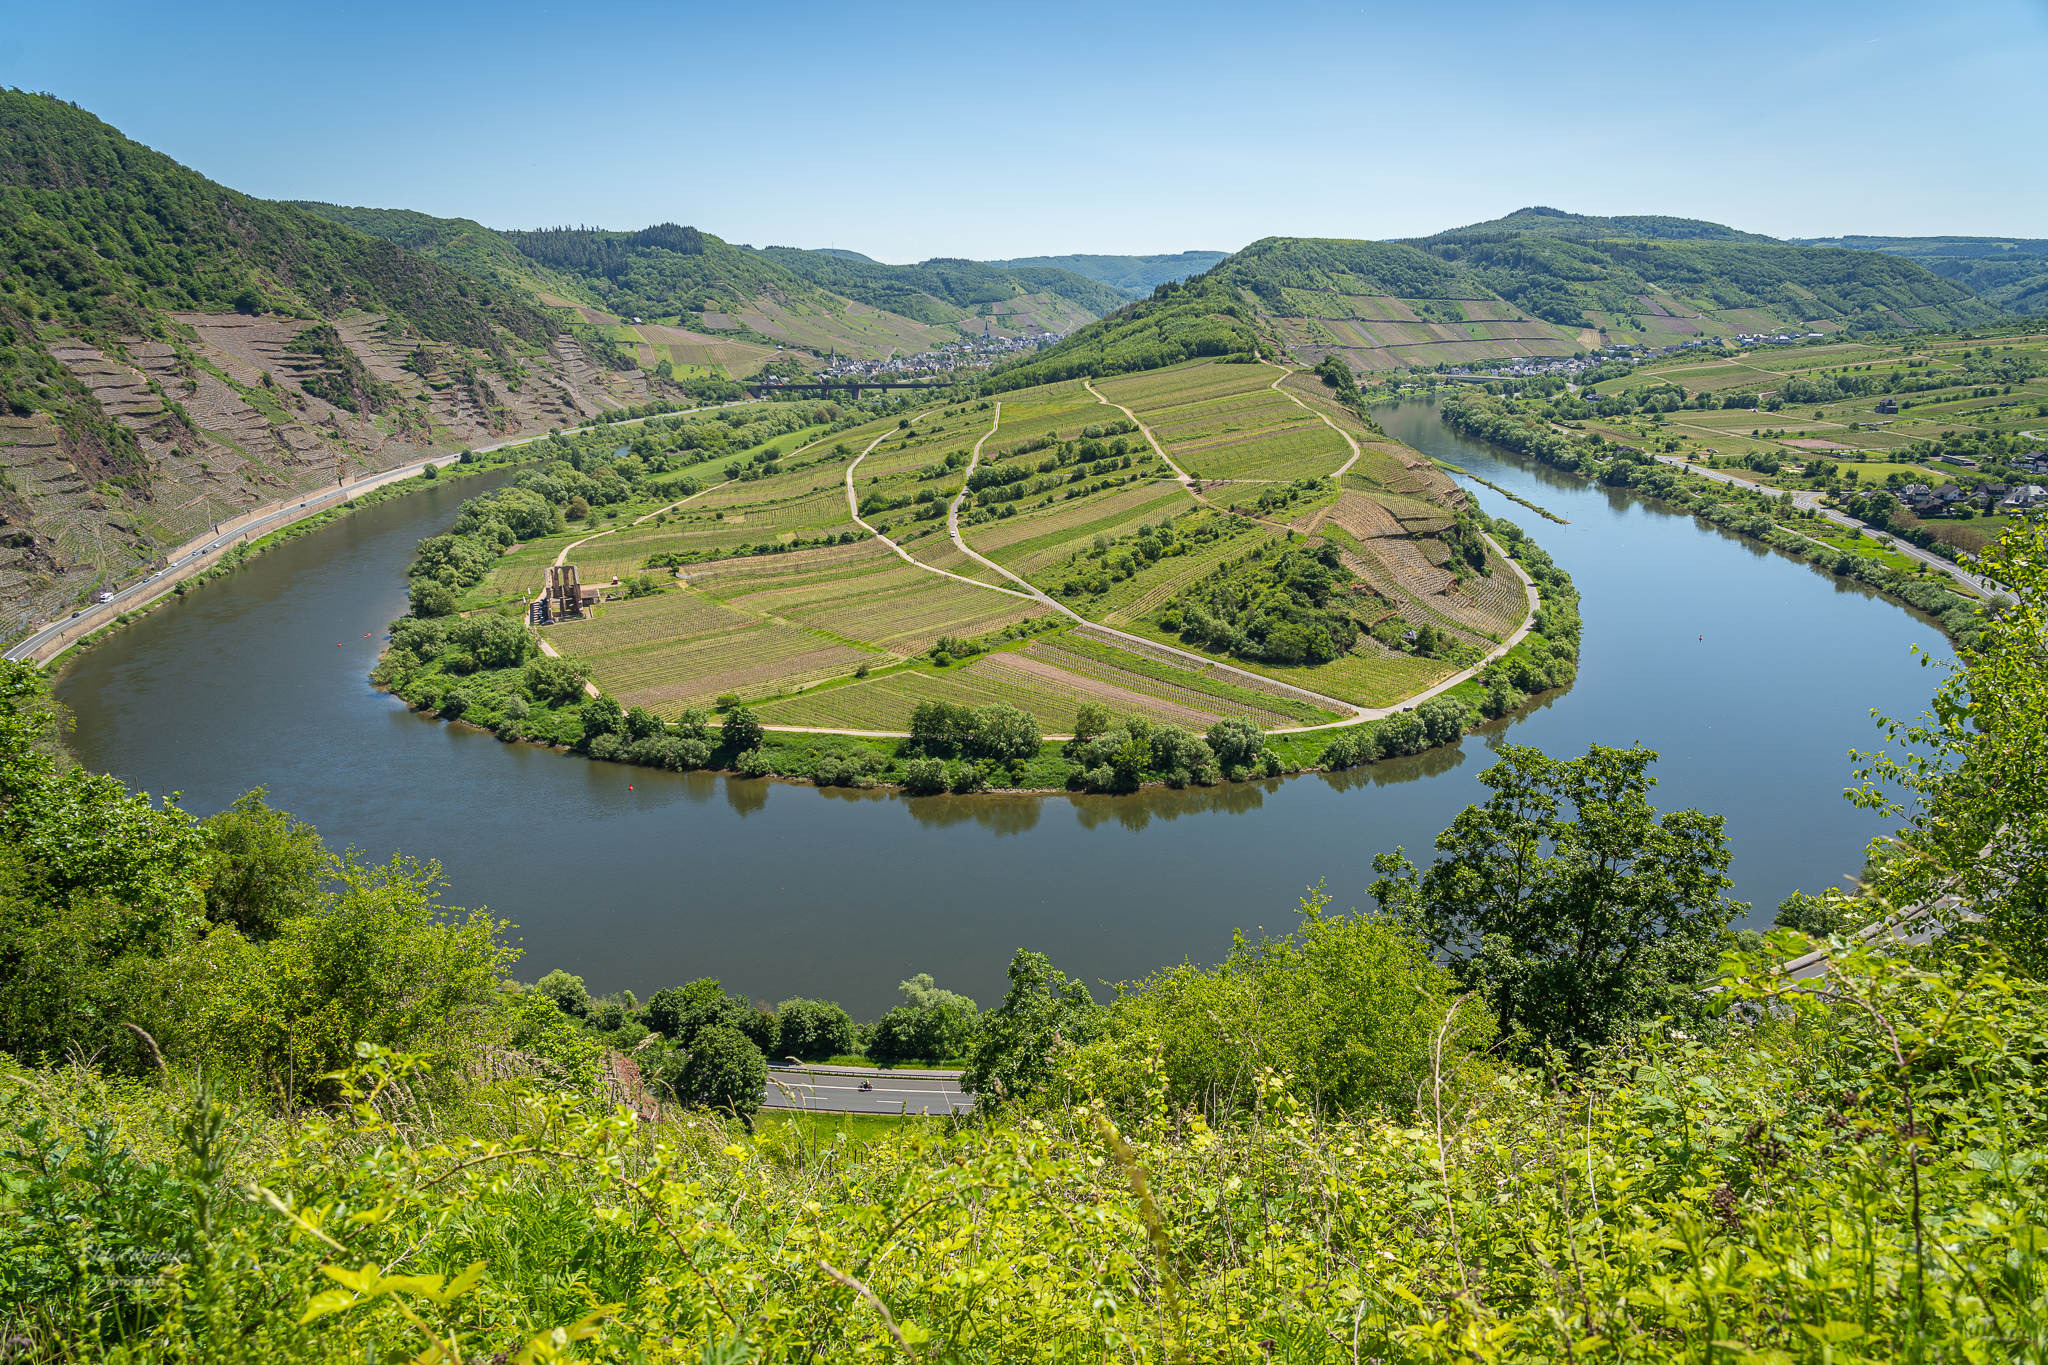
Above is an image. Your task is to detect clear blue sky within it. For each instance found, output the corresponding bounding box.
[8,0,2043,261]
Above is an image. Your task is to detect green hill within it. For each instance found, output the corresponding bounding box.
[0,94,550,442]
[753,247,1129,321]
[1426,206,1777,244]
[996,216,2011,387]
[1789,235,2048,315]
[982,250,1230,296]
[288,203,592,305]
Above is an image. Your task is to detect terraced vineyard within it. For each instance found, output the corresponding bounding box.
[474,357,1532,730]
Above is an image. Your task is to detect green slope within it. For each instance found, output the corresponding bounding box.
[986,274,1266,391]
[1790,236,2048,316]
[1404,210,2002,332]
[290,203,594,306]
[0,91,550,475]
[982,251,1229,296]
[753,247,1128,321]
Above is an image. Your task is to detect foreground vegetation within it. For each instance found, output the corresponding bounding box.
[3,519,2046,1360]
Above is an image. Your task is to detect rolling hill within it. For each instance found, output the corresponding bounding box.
[994,212,2015,387]
[297,209,1130,360]
[1788,235,2048,315]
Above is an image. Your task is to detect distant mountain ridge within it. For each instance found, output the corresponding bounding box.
[1787,235,2048,315]
[979,251,1230,296]
[994,208,2012,390]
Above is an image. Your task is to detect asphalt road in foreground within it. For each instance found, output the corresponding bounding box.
[765,1064,974,1116]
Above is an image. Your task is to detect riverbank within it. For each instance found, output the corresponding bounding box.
[370,505,1579,797]
[1438,392,1990,646]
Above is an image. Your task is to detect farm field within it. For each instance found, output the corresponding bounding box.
[1115,619,1457,708]
[751,627,1332,734]
[505,361,1530,733]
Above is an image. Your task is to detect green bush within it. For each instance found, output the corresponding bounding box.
[676,1024,766,1125]
[774,998,855,1061]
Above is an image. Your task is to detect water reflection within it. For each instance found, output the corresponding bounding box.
[906,793,1044,835]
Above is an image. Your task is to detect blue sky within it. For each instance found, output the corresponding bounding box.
[9,0,2043,261]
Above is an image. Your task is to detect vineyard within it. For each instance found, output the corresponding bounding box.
[476,362,1527,731]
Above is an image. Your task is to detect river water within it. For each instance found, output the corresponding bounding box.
[54,402,1944,1017]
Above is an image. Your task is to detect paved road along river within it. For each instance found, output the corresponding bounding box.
[51,399,1949,1019]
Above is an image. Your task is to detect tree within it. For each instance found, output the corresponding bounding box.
[625,705,664,741]
[580,695,624,743]
[868,973,980,1061]
[968,702,1041,763]
[1370,744,1739,1063]
[907,700,973,756]
[1071,702,1113,741]
[678,1024,766,1126]
[646,978,738,1045]
[1852,516,2048,972]
[201,788,329,940]
[1206,716,1266,773]
[410,580,456,618]
[535,969,592,1018]
[775,998,855,1060]
[962,950,1102,1109]
[721,707,764,752]
[900,757,949,796]
[523,655,589,705]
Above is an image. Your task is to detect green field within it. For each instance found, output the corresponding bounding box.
[388,359,1531,754]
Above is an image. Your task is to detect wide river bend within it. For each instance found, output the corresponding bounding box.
[55,400,1944,1017]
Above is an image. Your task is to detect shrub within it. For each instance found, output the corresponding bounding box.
[775,998,856,1060]
[900,757,949,795]
[1066,887,1485,1123]
[676,1025,766,1125]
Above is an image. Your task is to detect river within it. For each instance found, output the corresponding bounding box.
[53,401,1945,1017]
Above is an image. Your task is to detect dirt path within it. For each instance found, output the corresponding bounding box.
[844,406,1032,599]
[1257,358,1363,477]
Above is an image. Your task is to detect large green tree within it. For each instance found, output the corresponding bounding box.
[1371,743,1739,1061]
[962,951,1102,1108]
[1852,517,2048,971]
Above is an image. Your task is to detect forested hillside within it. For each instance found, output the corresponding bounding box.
[1000,215,2015,390]
[753,246,1128,321]
[0,94,649,637]
[982,250,1230,296]
[1792,234,2048,315]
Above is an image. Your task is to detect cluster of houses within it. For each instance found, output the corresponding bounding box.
[1896,481,2048,516]
[808,333,1064,384]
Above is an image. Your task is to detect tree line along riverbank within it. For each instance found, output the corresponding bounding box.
[1439,391,1993,646]
[372,486,1581,795]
